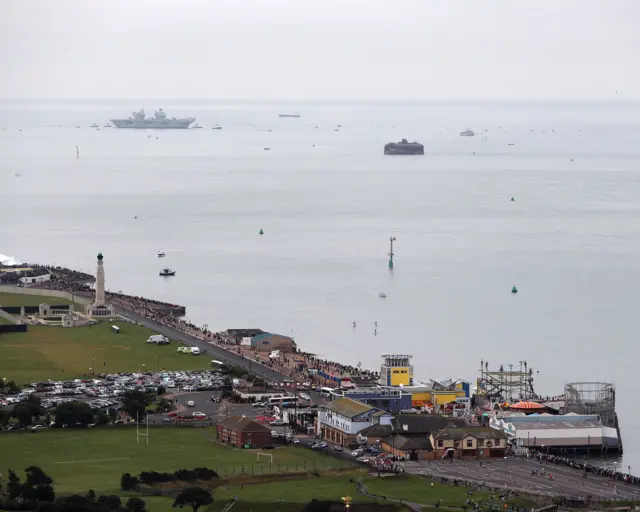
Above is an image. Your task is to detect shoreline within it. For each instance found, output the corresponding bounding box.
[0,263,378,388]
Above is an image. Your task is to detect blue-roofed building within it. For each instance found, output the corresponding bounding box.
[341,387,413,413]
[250,332,297,353]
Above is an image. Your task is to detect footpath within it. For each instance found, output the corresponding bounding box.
[113,305,287,384]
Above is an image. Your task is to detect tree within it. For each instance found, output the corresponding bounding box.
[97,495,122,511]
[25,466,54,487]
[55,401,94,427]
[107,408,118,424]
[6,469,22,500]
[155,398,174,414]
[26,395,44,420]
[36,502,54,512]
[94,410,110,425]
[0,409,11,427]
[12,403,34,426]
[122,391,152,420]
[125,497,147,512]
[120,473,139,491]
[172,487,213,512]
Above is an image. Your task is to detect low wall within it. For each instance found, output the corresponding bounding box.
[0,325,28,333]
[0,285,91,305]
[0,308,21,325]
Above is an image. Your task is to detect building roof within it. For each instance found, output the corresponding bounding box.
[391,415,467,435]
[218,416,272,433]
[358,424,393,438]
[383,435,433,452]
[512,420,602,430]
[349,376,378,388]
[323,397,378,418]
[252,332,295,342]
[433,427,508,441]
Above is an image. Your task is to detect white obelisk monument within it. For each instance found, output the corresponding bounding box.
[87,252,112,317]
[94,252,106,307]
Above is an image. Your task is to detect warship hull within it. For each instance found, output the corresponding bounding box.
[111,119,195,129]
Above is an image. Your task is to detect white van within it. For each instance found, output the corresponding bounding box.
[190,347,202,355]
[147,335,169,345]
[186,400,195,407]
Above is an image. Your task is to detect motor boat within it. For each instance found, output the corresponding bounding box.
[157,251,166,257]
[159,268,176,276]
[379,292,387,298]
[211,125,222,130]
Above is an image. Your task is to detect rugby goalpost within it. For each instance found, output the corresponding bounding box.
[257,452,273,464]
[136,412,149,445]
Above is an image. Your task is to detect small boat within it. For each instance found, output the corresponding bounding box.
[211,125,222,130]
[90,123,99,128]
[379,292,387,298]
[264,147,271,151]
[191,124,203,129]
[157,251,166,257]
[460,129,475,137]
[279,113,300,118]
[159,268,176,276]
[104,123,112,128]
[512,285,518,294]
[259,228,264,235]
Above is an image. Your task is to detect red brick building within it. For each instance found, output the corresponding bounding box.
[217,416,272,448]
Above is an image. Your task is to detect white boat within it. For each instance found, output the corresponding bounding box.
[379,292,387,298]
[157,251,166,257]
[460,129,475,137]
[159,268,175,276]
[211,125,222,130]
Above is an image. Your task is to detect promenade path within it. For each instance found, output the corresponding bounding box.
[403,458,640,500]
[113,305,287,385]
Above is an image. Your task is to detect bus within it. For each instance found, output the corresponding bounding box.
[267,396,296,407]
[320,387,333,397]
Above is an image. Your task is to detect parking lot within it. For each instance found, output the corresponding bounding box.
[403,457,640,500]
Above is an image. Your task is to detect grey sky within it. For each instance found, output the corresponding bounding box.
[1,0,638,100]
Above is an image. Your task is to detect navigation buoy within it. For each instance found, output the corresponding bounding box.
[511,197,515,202]
[512,285,518,294]
[259,228,264,235]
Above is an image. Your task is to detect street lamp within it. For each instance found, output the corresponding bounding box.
[503,456,508,489]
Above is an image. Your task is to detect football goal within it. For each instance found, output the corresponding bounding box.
[257,452,273,464]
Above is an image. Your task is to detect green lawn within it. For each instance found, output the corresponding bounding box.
[0,291,77,307]
[0,322,213,384]
[0,316,14,325]
[0,427,353,495]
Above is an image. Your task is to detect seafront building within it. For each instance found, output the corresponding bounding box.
[315,397,393,446]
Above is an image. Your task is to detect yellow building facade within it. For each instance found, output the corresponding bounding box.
[380,355,413,387]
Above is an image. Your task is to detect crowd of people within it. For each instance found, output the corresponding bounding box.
[530,451,638,485]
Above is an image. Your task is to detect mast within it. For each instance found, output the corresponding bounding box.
[388,236,396,268]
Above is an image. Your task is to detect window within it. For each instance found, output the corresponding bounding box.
[466,439,473,448]
[494,439,501,447]
[478,439,484,447]
[437,440,443,448]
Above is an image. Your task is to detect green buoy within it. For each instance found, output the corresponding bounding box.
[259,228,264,235]
[512,285,518,294]
[511,197,515,202]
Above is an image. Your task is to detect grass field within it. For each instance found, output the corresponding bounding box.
[0,291,77,307]
[0,427,353,495]
[0,321,213,384]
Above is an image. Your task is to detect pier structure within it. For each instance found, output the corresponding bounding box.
[476,360,537,401]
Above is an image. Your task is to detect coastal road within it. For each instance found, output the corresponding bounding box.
[404,458,640,500]
[113,306,287,384]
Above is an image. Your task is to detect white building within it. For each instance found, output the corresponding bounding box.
[19,273,51,285]
[490,413,620,451]
[317,397,393,446]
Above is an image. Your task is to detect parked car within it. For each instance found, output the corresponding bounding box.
[269,420,286,426]
[186,400,195,407]
[253,402,265,408]
[333,445,344,452]
[262,444,276,450]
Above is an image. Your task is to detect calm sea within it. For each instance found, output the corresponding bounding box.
[1,99,639,470]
